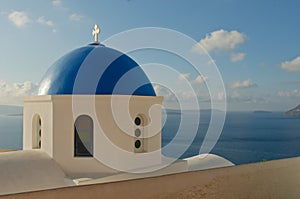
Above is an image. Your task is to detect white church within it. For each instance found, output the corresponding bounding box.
[0,25,233,195]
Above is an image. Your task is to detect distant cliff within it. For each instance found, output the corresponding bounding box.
[285,104,300,116]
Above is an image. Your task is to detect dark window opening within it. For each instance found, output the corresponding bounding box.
[134,117,141,126]
[74,115,93,157]
[135,140,141,149]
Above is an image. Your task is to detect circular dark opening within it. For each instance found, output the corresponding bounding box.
[134,117,141,126]
[135,140,141,149]
[135,129,141,137]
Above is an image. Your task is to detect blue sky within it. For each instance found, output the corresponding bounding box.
[0,0,300,111]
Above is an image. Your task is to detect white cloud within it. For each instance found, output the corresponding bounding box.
[227,91,267,104]
[37,16,54,26]
[230,53,246,62]
[231,79,257,89]
[8,11,31,27]
[154,84,200,102]
[228,91,251,103]
[52,0,62,7]
[277,89,300,97]
[69,13,84,22]
[153,84,177,103]
[194,75,208,84]
[178,73,190,81]
[212,91,226,101]
[0,81,39,105]
[193,29,246,53]
[281,56,300,72]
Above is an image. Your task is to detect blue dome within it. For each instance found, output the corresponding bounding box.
[38,44,156,96]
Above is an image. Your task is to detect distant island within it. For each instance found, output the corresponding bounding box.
[285,104,300,117]
[253,110,272,114]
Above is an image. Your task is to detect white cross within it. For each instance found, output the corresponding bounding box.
[92,24,100,43]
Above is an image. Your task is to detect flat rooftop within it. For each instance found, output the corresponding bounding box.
[1,156,300,199]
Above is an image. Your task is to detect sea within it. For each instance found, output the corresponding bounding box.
[0,109,300,165]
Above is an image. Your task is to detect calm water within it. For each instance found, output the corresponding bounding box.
[0,115,23,150]
[162,111,300,165]
[0,111,300,165]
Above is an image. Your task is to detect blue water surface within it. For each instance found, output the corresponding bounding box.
[162,111,300,165]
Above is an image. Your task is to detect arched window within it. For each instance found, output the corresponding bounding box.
[74,115,93,157]
[32,114,42,149]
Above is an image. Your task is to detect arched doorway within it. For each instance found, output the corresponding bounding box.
[74,115,93,157]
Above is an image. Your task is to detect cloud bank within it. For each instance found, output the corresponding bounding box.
[0,81,39,105]
[194,29,246,53]
[277,89,300,97]
[281,56,300,72]
[231,79,257,89]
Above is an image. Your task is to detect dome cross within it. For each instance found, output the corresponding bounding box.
[92,24,100,43]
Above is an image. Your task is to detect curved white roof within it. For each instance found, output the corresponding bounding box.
[184,153,234,171]
[0,150,74,195]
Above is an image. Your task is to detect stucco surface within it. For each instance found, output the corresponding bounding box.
[0,150,74,195]
[185,153,234,171]
[1,155,300,198]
